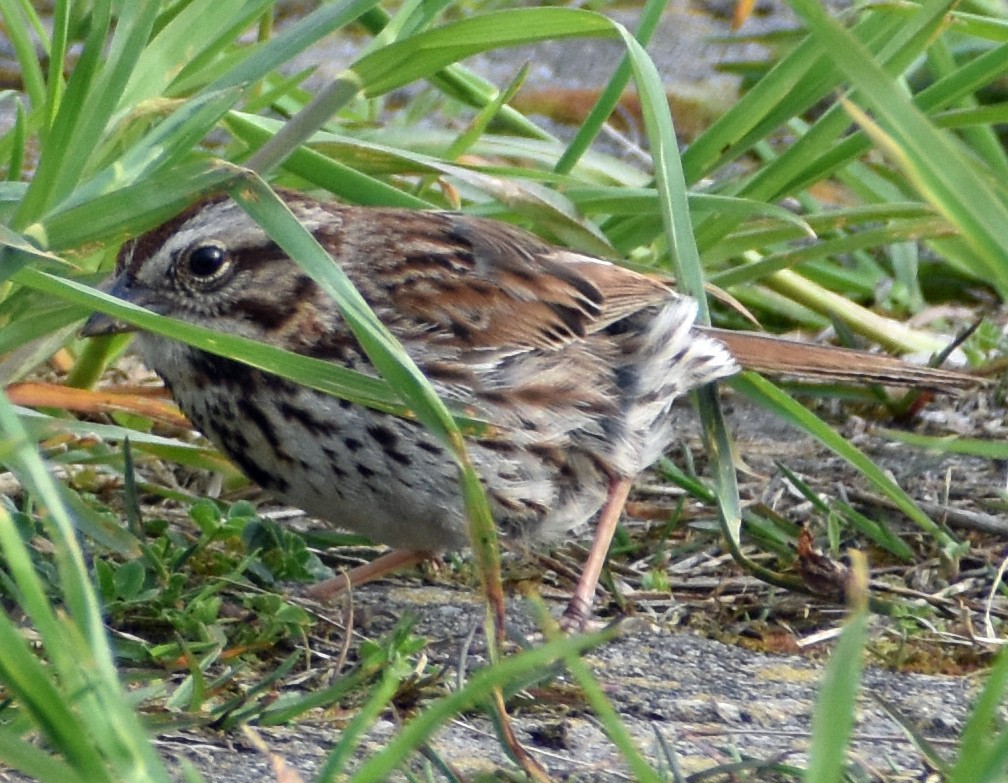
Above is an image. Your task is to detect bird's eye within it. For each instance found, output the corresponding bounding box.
[186,243,229,279]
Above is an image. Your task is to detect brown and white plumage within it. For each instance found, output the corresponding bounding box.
[84,191,978,626]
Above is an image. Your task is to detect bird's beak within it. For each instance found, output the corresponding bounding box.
[80,274,137,338]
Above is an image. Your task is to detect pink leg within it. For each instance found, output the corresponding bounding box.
[561,476,634,631]
[306,549,433,601]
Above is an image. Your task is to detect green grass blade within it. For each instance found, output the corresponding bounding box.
[207,0,382,92]
[554,0,667,175]
[562,642,663,783]
[15,266,406,414]
[0,390,175,782]
[0,581,108,781]
[790,0,1008,296]
[64,89,243,209]
[31,160,239,250]
[616,28,704,304]
[0,0,46,111]
[947,646,1008,783]
[244,8,625,176]
[229,178,463,446]
[315,667,404,782]
[0,729,89,783]
[227,114,431,207]
[804,560,869,783]
[119,0,274,106]
[876,428,1008,460]
[615,26,744,546]
[352,8,616,96]
[353,5,553,139]
[12,0,112,223]
[732,373,959,552]
[43,0,69,133]
[348,630,609,783]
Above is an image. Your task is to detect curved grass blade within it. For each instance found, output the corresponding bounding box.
[235,111,621,250]
[226,113,432,208]
[15,267,405,415]
[352,8,618,97]
[348,629,609,783]
[554,0,667,175]
[229,177,507,649]
[206,0,381,93]
[354,6,551,140]
[876,428,1008,460]
[614,25,744,547]
[731,372,960,553]
[243,8,620,178]
[947,646,1008,783]
[228,178,460,447]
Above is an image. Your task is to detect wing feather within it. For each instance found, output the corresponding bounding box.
[349,210,676,351]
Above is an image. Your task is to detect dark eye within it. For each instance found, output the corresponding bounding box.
[186,243,229,278]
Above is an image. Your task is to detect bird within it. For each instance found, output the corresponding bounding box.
[81,190,980,628]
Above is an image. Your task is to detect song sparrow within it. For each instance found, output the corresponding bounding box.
[81,191,978,627]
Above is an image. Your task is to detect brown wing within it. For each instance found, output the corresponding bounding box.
[348,209,676,351]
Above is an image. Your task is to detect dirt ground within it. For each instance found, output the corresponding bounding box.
[145,382,1006,782]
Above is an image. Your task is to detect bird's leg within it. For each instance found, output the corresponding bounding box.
[306,548,434,601]
[561,476,634,631]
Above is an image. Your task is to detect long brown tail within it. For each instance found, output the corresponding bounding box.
[699,327,982,394]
